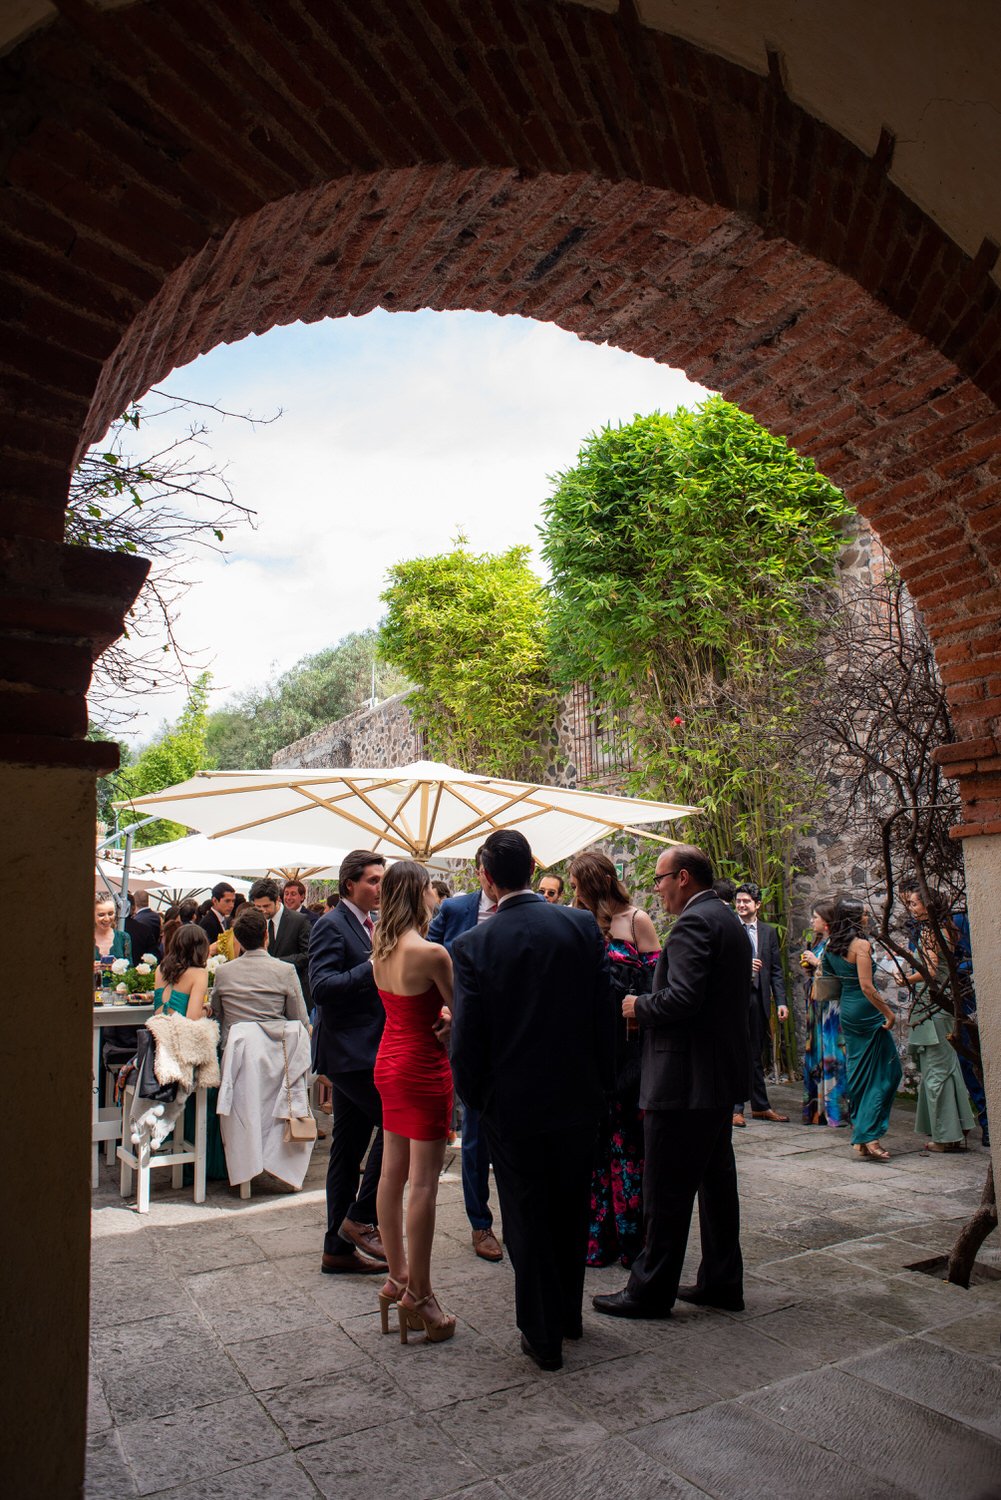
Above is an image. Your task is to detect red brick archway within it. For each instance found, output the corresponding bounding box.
[4,5,1001,1490]
[2,1,1000,829]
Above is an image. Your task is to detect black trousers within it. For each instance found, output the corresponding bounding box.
[484,1117,596,1361]
[736,997,771,1113]
[324,1069,384,1256]
[627,1107,742,1309]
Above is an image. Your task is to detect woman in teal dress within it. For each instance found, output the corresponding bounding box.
[153,923,227,1180]
[901,887,976,1153]
[822,897,901,1161]
[801,899,849,1128]
[95,895,132,963]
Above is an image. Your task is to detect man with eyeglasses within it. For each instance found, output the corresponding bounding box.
[592,844,751,1319]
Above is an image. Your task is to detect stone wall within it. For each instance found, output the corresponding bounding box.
[272,691,423,770]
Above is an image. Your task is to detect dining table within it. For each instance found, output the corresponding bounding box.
[92,997,154,1189]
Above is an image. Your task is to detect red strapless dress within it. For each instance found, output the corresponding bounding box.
[374,983,453,1141]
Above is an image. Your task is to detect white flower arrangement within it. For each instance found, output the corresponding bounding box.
[111,958,130,975]
[207,954,227,974]
[135,963,152,976]
[141,953,158,966]
[115,982,128,994]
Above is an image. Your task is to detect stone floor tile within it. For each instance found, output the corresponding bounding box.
[558,1349,718,1432]
[99,1336,245,1423]
[243,1221,321,1261]
[748,1300,902,1363]
[91,1307,209,1367]
[296,1416,483,1499]
[86,1428,138,1497]
[261,1363,408,1448]
[436,1382,608,1474]
[226,1323,365,1391]
[117,1394,285,1496]
[185,1261,320,1343]
[633,1399,907,1498]
[501,1433,709,1500]
[149,1453,320,1499]
[841,1337,1001,1439]
[348,1315,531,1410]
[745,1366,1001,1498]
[88,1371,113,1436]
[153,1223,267,1273]
[631,1313,818,1400]
[89,1263,192,1327]
[922,1314,1001,1363]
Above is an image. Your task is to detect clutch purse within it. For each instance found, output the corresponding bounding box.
[281,1031,318,1143]
[812,972,841,1002]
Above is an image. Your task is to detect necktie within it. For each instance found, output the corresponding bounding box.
[488,904,498,914]
[745,923,757,958]
[363,915,375,940]
[268,918,275,948]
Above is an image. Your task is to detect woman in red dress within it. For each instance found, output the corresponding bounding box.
[372,860,456,1344]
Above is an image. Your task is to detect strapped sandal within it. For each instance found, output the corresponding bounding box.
[377,1276,407,1335]
[398,1291,456,1345]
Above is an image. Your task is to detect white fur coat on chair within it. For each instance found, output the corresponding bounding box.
[130,1014,221,1149]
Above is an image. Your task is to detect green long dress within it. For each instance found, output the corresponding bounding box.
[153,984,227,1181]
[823,951,901,1147]
[908,986,976,1145]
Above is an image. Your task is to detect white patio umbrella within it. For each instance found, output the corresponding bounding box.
[132,832,352,881]
[117,760,698,867]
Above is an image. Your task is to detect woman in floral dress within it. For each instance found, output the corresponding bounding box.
[569,852,660,1268]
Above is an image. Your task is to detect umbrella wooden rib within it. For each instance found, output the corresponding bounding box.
[333,777,417,850]
[427,782,542,851]
[204,798,412,852]
[429,802,555,855]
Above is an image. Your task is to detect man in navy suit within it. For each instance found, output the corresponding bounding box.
[451,830,612,1369]
[733,882,789,1126]
[309,849,389,1275]
[428,848,506,1263]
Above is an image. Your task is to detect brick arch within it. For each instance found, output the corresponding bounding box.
[1,0,999,826]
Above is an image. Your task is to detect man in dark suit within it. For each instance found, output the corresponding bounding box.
[250,877,312,1004]
[125,889,162,961]
[593,844,751,1319]
[451,830,612,1371]
[428,848,505,1263]
[198,881,236,944]
[733,882,789,1126]
[309,850,388,1275]
[283,878,319,926]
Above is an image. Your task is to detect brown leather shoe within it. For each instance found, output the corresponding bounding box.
[732,1113,747,1128]
[321,1249,387,1274]
[751,1109,790,1122]
[472,1228,503,1262]
[339,1218,387,1260]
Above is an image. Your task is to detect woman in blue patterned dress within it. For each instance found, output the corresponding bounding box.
[569,851,660,1267]
[801,899,849,1128]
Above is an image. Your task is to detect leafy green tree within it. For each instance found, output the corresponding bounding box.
[541,397,852,966]
[113,674,214,845]
[204,631,409,768]
[380,540,557,778]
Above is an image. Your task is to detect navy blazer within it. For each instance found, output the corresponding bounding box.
[427,890,481,954]
[450,892,613,1138]
[634,890,751,1111]
[308,902,384,1076]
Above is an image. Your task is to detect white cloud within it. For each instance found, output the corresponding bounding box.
[109,310,710,744]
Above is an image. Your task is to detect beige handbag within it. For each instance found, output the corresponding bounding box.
[281,1031,318,1143]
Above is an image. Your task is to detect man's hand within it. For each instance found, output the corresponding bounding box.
[433,1006,452,1047]
[777,1005,789,1022]
[622,995,637,1019]
[751,957,762,975]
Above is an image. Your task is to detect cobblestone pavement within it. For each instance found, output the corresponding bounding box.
[87,1086,1001,1498]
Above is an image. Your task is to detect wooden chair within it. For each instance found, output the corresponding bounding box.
[117,1084,207,1213]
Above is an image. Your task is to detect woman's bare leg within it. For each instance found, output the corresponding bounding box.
[402,1137,449,1323]
[376,1131,410,1288]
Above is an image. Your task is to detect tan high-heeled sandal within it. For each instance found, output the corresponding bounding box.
[378,1276,407,1335]
[398,1291,456,1345]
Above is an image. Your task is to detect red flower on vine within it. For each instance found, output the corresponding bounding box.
[672,715,684,727]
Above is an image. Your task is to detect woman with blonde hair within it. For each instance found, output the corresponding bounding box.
[568,850,660,1267]
[371,860,456,1344]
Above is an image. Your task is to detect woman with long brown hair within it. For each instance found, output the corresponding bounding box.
[568,850,660,1267]
[371,860,456,1344]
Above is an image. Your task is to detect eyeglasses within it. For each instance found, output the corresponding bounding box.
[652,871,679,887]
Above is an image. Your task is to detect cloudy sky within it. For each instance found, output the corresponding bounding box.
[112,309,710,743]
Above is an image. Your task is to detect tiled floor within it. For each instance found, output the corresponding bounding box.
[88,1088,1001,1498]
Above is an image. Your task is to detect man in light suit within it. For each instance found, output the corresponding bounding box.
[451,830,612,1370]
[309,850,388,1275]
[428,847,505,1262]
[594,844,751,1319]
[250,877,312,1005]
[212,904,311,1046]
[733,882,789,1126]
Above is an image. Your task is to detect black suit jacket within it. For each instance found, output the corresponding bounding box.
[450,892,613,1139]
[745,920,786,1020]
[125,907,162,961]
[198,908,227,944]
[634,890,751,1111]
[308,902,383,1076]
[269,908,313,1004]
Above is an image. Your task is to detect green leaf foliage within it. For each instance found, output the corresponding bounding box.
[113,674,213,845]
[379,543,557,779]
[541,397,853,1004]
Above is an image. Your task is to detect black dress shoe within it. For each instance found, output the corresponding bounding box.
[675,1285,745,1312]
[520,1333,563,1371]
[592,1289,671,1320]
[320,1249,387,1275]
